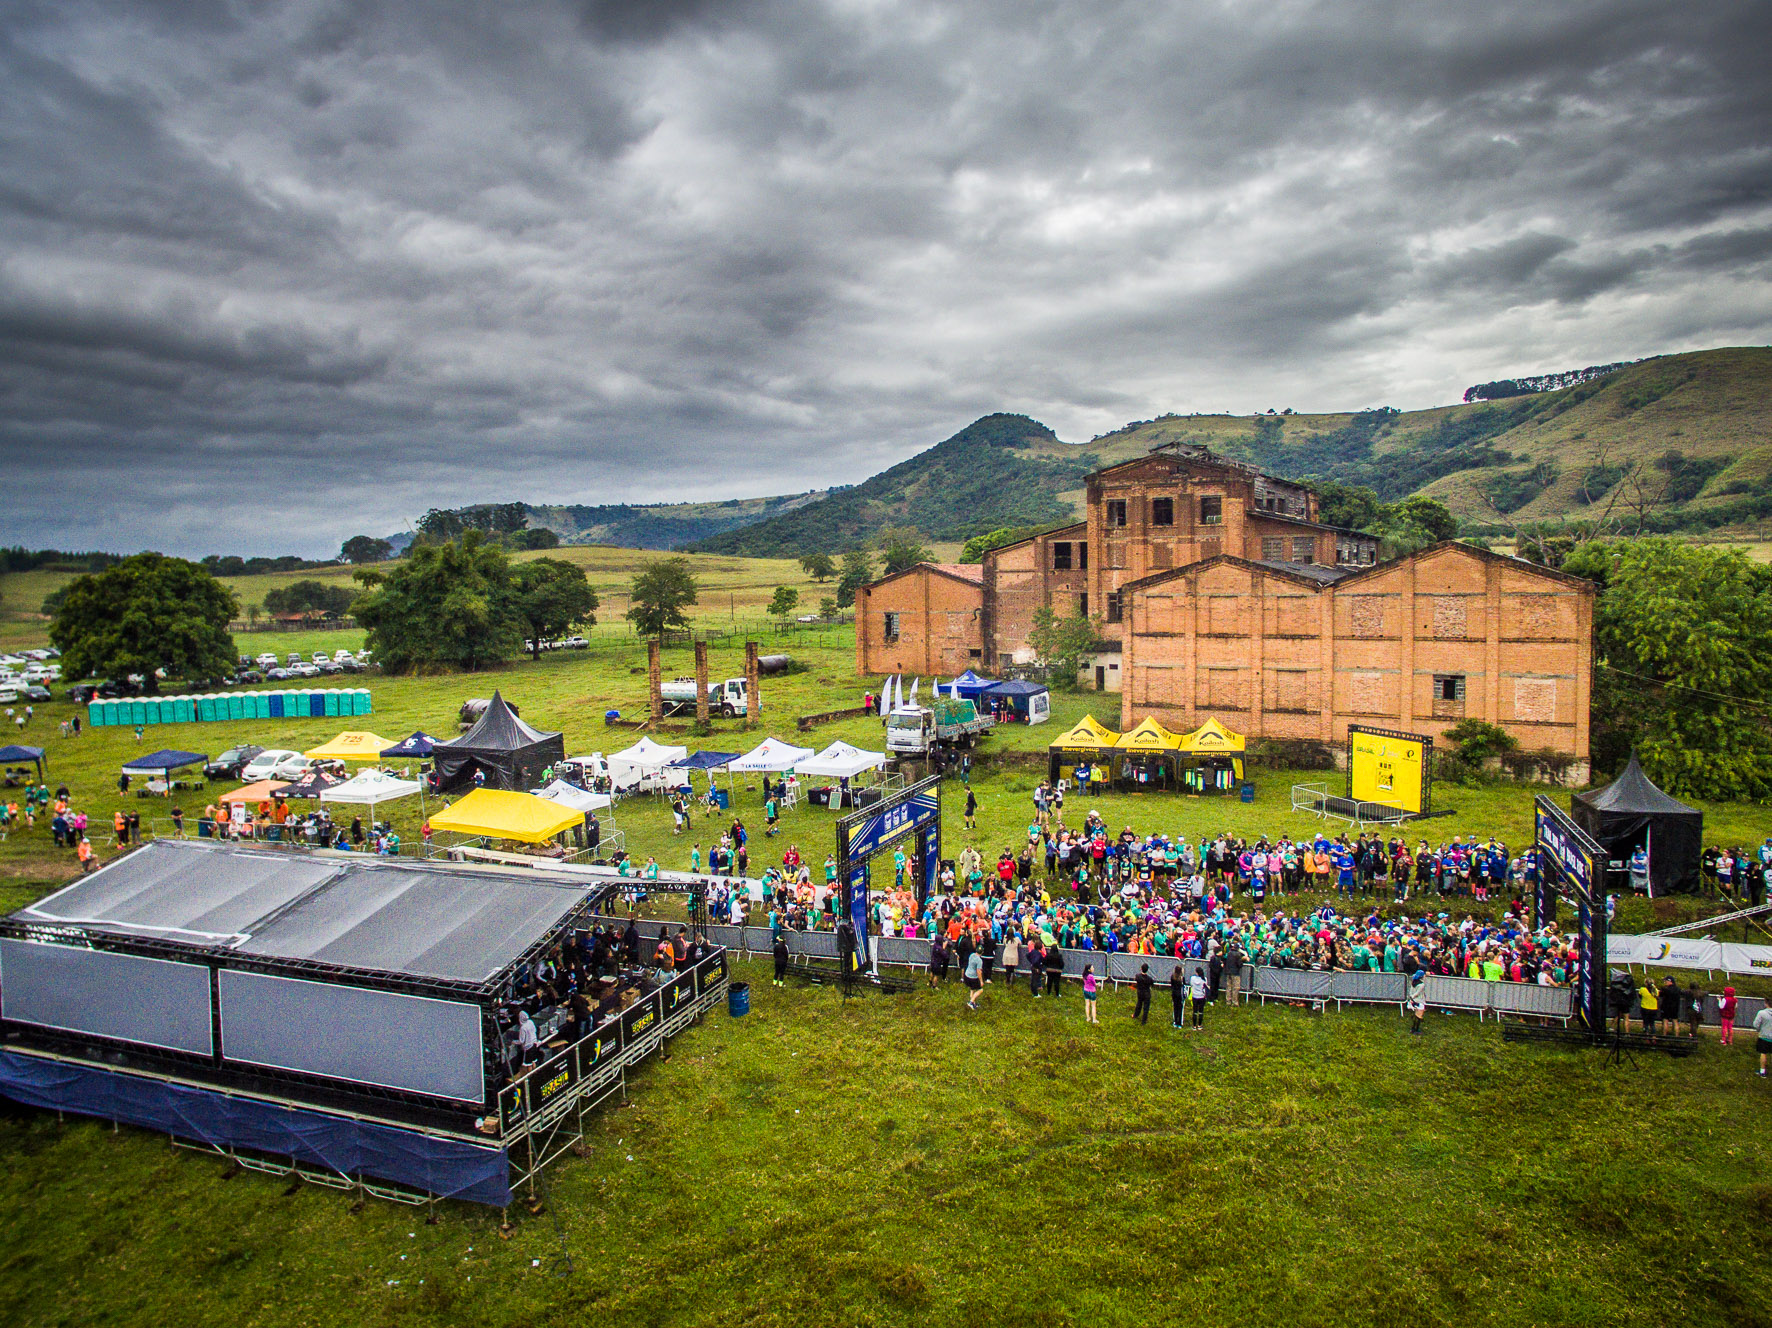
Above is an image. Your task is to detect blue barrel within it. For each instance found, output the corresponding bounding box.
[715,787,730,810]
[727,982,750,1018]
[1239,781,1255,804]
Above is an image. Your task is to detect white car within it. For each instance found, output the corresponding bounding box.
[332,650,355,664]
[257,652,279,669]
[312,652,331,664]
[240,750,314,782]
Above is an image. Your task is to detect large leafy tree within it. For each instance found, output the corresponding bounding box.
[836,548,874,608]
[511,558,598,659]
[1028,606,1103,690]
[351,532,524,673]
[768,586,799,619]
[878,526,932,576]
[263,579,356,617]
[50,553,238,691]
[340,535,394,564]
[1562,538,1772,800]
[799,552,835,581]
[626,557,700,639]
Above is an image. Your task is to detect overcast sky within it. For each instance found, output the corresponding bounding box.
[3,0,1769,556]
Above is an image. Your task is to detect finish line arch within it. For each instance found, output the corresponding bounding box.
[835,774,941,971]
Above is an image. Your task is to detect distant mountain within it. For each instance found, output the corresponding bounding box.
[687,347,1772,553]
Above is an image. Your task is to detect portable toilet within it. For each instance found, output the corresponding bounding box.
[174,697,194,723]
[197,695,215,722]
[268,692,284,719]
[223,694,240,721]
[309,690,326,717]
[356,688,373,715]
[323,689,340,718]
[87,700,104,727]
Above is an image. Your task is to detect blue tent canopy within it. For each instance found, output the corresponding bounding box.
[380,731,438,758]
[668,751,741,771]
[0,744,46,777]
[981,679,1051,719]
[121,749,207,775]
[947,669,1000,700]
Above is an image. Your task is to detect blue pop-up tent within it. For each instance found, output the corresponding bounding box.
[0,744,46,780]
[666,751,741,771]
[380,731,438,759]
[121,749,207,777]
[981,679,1052,723]
[947,670,1000,701]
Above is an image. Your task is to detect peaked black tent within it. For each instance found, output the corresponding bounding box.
[431,692,564,793]
[1571,754,1704,895]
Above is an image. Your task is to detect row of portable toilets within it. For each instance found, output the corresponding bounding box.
[87,689,373,727]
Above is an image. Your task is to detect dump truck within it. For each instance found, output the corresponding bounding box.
[884,696,994,757]
[659,675,749,717]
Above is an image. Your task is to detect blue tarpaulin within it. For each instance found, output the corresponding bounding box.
[667,751,740,771]
[0,1050,511,1206]
[121,749,207,775]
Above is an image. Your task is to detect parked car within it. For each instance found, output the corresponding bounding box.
[564,636,588,649]
[291,662,320,678]
[256,652,280,669]
[21,684,53,703]
[236,669,264,684]
[205,744,266,780]
[332,650,355,664]
[312,652,331,664]
[238,655,255,669]
[67,682,99,704]
[241,750,313,782]
[265,667,292,680]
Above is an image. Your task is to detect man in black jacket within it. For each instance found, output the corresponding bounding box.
[772,934,789,986]
[1044,943,1064,998]
[1133,964,1152,1024]
[1169,966,1186,1028]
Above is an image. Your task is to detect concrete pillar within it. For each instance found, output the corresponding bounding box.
[694,639,710,726]
[648,639,663,721]
[744,640,761,728]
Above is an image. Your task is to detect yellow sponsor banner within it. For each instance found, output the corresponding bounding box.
[1349,729,1426,813]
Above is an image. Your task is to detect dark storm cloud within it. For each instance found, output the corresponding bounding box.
[1,0,1770,555]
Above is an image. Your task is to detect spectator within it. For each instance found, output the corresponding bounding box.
[1189,966,1208,1029]
[1132,963,1152,1024]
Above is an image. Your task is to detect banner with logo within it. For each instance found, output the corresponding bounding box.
[1607,933,1772,974]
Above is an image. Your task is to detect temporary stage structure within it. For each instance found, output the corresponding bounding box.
[1572,753,1704,895]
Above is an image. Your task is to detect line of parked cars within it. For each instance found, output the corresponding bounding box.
[525,636,589,652]
[61,649,377,702]
[0,648,62,701]
[202,745,335,784]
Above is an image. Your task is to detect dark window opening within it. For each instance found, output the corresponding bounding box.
[1052,542,1072,570]
[1079,592,1089,617]
[1079,542,1088,570]
[1151,497,1174,527]
[1435,675,1466,702]
[1200,495,1223,525]
[883,611,900,642]
[1106,499,1127,527]
[1105,592,1123,623]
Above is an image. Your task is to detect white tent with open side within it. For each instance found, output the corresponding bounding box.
[796,740,889,780]
[531,779,613,814]
[726,737,815,772]
[320,768,424,818]
[607,737,688,789]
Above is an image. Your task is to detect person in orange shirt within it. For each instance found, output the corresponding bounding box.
[113,810,128,846]
[77,836,94,873]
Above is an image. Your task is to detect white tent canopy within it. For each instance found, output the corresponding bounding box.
[796,740,889,780]
[531,779,612,814]
[320,769,423,807]
[726,737,815,772]
[607,737,688,786]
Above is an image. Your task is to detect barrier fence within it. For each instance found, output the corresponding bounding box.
[584,917,1600,1023]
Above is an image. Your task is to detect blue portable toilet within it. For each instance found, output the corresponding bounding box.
[309,691,325,717]
[268,692,284,718]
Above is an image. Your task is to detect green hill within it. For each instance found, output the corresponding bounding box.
[688,346,1772,554]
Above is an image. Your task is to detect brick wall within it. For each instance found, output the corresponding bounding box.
[855,566,985,676]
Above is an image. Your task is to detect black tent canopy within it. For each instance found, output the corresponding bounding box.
[1571,753,1703,895]
[431,692,563,793]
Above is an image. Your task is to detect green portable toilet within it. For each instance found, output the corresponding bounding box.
[323,689,340,717]
[356,688,372,715]
[174,698,194,723]
[102,698,119,727]
[225,694,241,721]
[254,691,271,720]
[128,700,144,726]
[197,696,214,722]
[344,689,362,716]
[87,701,103,727]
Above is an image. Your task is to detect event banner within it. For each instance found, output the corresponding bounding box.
[922,823,941,905]
[847,863,870,964]
[1348,727,1427,814]
[1605,934,1772,975]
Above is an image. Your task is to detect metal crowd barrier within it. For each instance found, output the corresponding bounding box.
[1424,975,1493,1017]
[1250,967,1334,1006]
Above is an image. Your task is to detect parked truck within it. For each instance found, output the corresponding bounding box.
[884,696,994,757]
[659,675,749,717]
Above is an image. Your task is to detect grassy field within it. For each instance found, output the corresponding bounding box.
[3,629,1772,1324]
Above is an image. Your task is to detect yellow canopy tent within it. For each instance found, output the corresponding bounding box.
[1174,717,1246,791]
[427,788,582,844]
[1047,714,1121,786]
[1115,716,1183,790]
[305,731,397,761]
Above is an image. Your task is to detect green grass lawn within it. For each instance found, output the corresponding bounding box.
[4,630,1772,1325]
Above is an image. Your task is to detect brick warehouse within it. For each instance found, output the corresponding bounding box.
[855,441,1594,769]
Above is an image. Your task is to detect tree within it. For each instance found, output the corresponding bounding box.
[351,531,524,673]
[1312,482,1383,531]
[1387,496,1457,542]
[819,597,838,619]
[626,557,700,639]
[1027,605,1103,689]
[49,553,239,692]
[836,548,874,608]
[506,527,560,551]
[878,526,932,576]
[768,586,799,619]
[511,558,598,660]
[960,526,1048,563]
[1562,538,1772,800]
[263,579,357,618]
[340,535,394,564]
[799,552,835,581]
[246,602,262,628]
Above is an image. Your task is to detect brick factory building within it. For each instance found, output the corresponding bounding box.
[856,441,1594,768]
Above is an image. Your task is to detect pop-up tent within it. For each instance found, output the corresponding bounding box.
[1047,715,1120,785]
[217,779,286,805]
[727,738,814,772]
[272,768,347,800]
[667,751,740,772]
[531,779,613,814]
[1572,753,1704,895]
[380,731,438,759]
[121,749,207,778]
[428,789,582,844]
[322,768,423,814]
[981,679,1051,724]
[0,744,46,780]
[797,741,889,780]
[947,670,1000,701]
[1174,717,1246,791]
[305,731,396,761]
[607,737,688,790]
[1115,717,1182,789]
[431,692,564,793]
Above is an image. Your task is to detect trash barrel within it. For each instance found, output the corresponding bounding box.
[604,709,620,725]
[715,788,730,810]
[1239,781,1255,804]
[727,982,750,1018]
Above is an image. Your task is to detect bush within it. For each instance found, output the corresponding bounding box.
[1444,718,1520,766]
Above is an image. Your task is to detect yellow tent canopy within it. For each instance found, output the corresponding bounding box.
[305,731,396,761]
[1175,718,1245,754]
[427,789,582,844]
[1117,717,1182,751]
[1048,714,1121,751]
